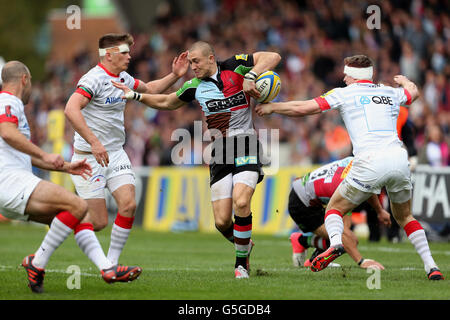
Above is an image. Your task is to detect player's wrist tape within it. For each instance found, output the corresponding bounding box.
[358,258,365,266]
[125,91,142,101]
[244,71,258,81]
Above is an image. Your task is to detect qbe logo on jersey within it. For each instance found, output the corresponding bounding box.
[356,95,396,132]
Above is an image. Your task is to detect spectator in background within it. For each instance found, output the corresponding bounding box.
[425,124,449,166]
[19,0,449,171]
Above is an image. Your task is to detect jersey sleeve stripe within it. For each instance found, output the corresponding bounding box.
[314,97,331,111]
[0,114,18,125]
[230,105,248,111]
[133,79,140,90]
[75,87,93,100]
[404,88,412,105]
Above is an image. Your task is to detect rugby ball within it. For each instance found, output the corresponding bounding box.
[255,71,281,103]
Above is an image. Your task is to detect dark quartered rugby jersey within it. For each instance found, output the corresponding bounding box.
[176,54,256,137]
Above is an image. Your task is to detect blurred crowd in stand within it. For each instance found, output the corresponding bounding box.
[11,0,450,170]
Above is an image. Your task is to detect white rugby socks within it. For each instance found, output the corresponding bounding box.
[107,213,134,265]
[404,220,437,273]
[74,223,113,270]
[324,209,344,247]
[33,211,80,269]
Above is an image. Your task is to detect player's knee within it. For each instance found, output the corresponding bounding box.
[233,196,250,212]
[92,217,108,231]
[119,199,136,216]
[215,218,232,232]
[69,197,88,221]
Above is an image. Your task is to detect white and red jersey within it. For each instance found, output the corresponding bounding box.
[0,91,32,171]
[292,157,353,207]
[74,63,139,152]
[314,80,412,156]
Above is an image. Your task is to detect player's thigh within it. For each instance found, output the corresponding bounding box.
[288,190,324,233]
[111,181,136,217]
[313,225,328,238]
[332,179,371,213]
[211,173,233,227]
[26,180,87,221]
[231,171,259,208]
[71,153,107,199]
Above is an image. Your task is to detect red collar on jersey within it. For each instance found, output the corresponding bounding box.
[0,91,14,95]
[355,80,373,84]
[97,63,120,77]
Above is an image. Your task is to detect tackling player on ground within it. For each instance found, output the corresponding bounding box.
[288,157,389,269]
[256,55,444,280]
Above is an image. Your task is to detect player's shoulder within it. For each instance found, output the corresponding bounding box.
[79,65,103,81]
[219,53,253,71]
[0,92,23,107]
[176,78,201,101]
[320,87,344,98]
[179,78,202,90]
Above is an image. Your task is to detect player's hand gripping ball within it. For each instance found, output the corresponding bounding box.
[255,71,281,103]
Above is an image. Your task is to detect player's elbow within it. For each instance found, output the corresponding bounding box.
[410,86,420,102]
[271,52,281,65]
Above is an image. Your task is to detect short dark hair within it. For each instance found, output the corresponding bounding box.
[189,41,215,57]
[99,33,134,49]
[344,55,374,68]
[1,61,30,84]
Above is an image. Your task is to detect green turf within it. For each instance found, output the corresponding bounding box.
[0,222,448,300]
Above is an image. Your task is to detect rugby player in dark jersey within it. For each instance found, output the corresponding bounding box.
[113,41,281,279]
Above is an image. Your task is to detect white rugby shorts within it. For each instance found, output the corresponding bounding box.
[0,169,41,221]
[71,148,135,199]
[210,171,259,202]
[342,147,412,203]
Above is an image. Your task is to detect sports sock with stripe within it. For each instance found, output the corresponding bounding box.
[404,220,437,273]
[299,234,329,250]
[75,223,113,270]
[234,214,252,269]
[32,211,80,269]
[217,222,234,243]
[107,213,134,265]
[324,209,344,247]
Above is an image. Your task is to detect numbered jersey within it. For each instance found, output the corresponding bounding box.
[292,157,353,207]
[314,80,412,156]
[0,92,32,171]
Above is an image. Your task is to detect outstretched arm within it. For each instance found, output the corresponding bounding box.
[255,99,322,117]
[112,81,185,110]
[0,121,64,169]
[32,157,92,180]
[135,51,189,94]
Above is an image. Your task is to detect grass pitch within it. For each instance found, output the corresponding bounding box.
[0,222,448,301]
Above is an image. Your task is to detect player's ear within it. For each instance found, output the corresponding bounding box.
[21,74,28,87]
